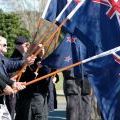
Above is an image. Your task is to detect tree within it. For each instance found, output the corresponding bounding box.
[0,10,31,57]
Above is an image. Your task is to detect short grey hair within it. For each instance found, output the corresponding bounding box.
[0,36,7,43]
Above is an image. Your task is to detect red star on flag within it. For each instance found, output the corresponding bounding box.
[66,37,77,43]
[74,0,81,3]
[67,0,81,3]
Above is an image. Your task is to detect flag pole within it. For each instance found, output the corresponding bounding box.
[37,0,73,43]
[38,0,73,43]
[26,46,120,86]
[33,0,75,44]
[41,0,86,59]
[55,0,73,21]
[43,0,86,45]
[42,0,52,19]
[34,0,73,40]
[29,0,75,56]
[32,0,52,39]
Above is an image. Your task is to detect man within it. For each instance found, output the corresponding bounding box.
[48,71,59,111]
[6,36,30,119]
[8,36,50,120]
[0,36,31,120]
[15,61,50,120]
[11,36,30,59]
[63,69,92,120]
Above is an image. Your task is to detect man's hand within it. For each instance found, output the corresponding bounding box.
[11,75,18,81]
[12,82,26,92]
[112,52,120,64]
[3,85,14,95]
[38,44,45,58]
[52,77,57,84]
[25,55,36,65]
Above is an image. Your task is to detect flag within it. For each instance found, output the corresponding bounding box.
[70,0,120,120]
[45,0,82,33]
[44,0,67,22]
[43,32,88,77]
[43,0,88,75]
[43,0,120,120]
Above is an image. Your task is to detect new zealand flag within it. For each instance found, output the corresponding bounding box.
[43,0,120,119]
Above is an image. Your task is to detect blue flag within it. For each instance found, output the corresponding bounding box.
[43,0,88,73]
[43,0,120,120]
[45,0,81,33]
[45,0,67,22]
[43,32,88,77]
[71,1,120,119]
[74,1,120,120]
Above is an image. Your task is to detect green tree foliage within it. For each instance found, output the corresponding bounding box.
[0,10,31,57]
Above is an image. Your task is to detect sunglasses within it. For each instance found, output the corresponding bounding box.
[3,44,7,47]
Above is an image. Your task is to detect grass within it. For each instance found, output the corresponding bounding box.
[55,72,64,90]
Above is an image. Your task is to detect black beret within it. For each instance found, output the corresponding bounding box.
[15,36,28,45]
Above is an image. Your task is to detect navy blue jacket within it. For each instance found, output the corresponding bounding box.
[0,53,24,104]
[10,49,51,95]
[0,54,23,90]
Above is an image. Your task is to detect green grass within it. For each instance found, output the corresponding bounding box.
[55,72,63,90]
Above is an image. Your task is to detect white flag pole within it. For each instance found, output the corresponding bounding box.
[42,0,73,21]
[56,0,72,21]
[26,46,120,86]
[67,0,85,19]
[82,46,120,64]
[42,0,52,19]
[42,0,86,24]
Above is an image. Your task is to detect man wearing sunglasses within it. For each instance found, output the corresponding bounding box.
[0,36,35,120]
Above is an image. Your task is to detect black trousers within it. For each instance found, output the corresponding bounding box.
[63,78,92,120]
[6,95,16,120]
[15,93,48,120]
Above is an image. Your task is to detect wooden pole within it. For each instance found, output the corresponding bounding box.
[25,46,120,86]
[26,60,82,86]
[15,1,85,81]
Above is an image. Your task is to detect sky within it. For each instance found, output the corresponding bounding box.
[0,0,41,12]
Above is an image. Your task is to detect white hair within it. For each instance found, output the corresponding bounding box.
[0,36,7,43]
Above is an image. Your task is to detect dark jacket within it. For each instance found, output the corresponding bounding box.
[0,54,23,89]
[11,49,23,60]
[11,49,50,96]
[0,53,23,104]
[19,59,50,96]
